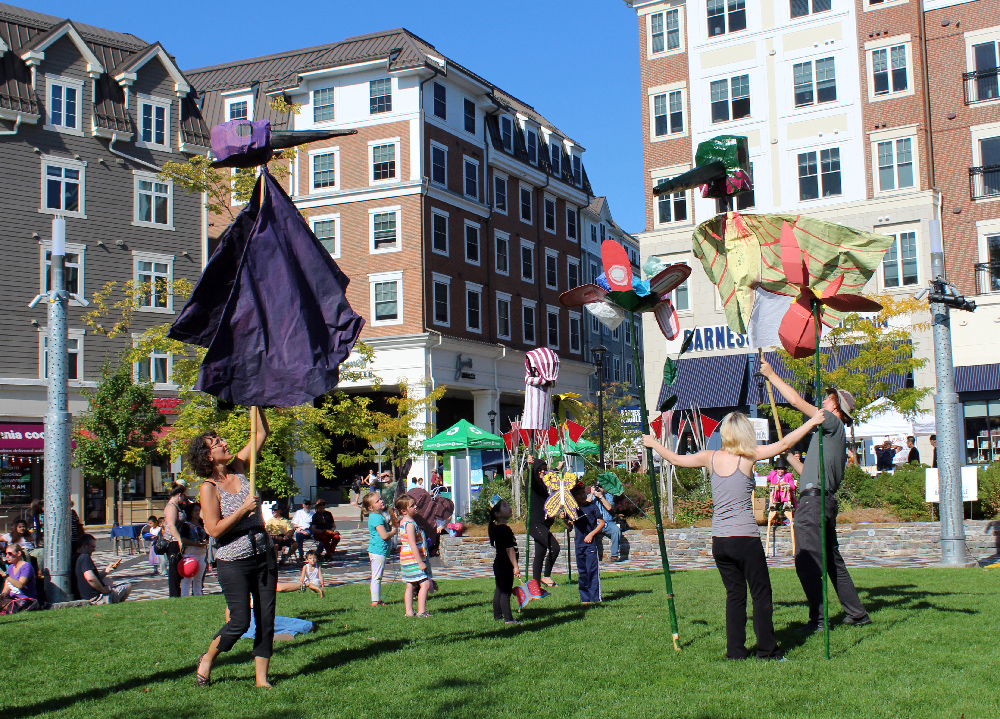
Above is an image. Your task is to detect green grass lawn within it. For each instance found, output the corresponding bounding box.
[2,568,998,719]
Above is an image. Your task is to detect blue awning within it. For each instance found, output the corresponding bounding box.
[955,363,1000,393]
[661,354,748,410]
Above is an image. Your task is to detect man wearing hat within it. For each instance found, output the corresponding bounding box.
[760,362,871,630]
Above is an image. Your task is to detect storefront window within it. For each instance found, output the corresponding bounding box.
[123,469,146,500]
[84,476,106,525]
[0,457,33,504]
[151,458,173,498]
[963,399,1000,464]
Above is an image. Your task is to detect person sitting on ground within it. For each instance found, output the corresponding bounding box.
[291,499,314,561]
[265,506,295,565]
[0,543,38,614]
[906,436,920,464]
[277,550,326,597]
[588,483,622,562]
[1,519,35,551]
[75,534,132,604]
[309,500,340,559]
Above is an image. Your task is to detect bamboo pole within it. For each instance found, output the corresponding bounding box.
[249,406,258,496]
[757,348,784,440]
[629,310,680,651]
[813,300,830,660]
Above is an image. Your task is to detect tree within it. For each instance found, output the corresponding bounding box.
[73,362,166,526]
[571,383,641,463]
[760,293,932,430]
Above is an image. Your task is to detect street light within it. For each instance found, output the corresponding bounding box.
[487,409,498,434]
[592,345,608,470]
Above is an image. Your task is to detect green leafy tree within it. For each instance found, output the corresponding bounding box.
[72,362,166,525]
[572,383,641,463]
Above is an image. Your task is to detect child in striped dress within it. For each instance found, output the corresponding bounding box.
[395,494,432,617]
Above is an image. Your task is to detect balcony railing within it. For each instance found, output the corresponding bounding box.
[970,165,1000,200]
[975,261,1000,296]
[964,68,1000,105]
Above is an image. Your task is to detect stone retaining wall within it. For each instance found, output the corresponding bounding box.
[439,521,999,567]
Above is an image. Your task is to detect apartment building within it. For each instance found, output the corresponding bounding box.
[0,4,211,524]
[186,29,628,483]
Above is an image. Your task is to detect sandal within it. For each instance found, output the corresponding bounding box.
[541,579,558,588]
[195,653,211,687]
[417,612,433,618]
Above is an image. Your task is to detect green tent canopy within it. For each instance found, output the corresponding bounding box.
[549,437,600,457]
[421,419,504,452]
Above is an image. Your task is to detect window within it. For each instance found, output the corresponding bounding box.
[522,301,536,344]
[494,175,508,213]
[41,330,82,380]
[501,116,513,151]
[613,357,621,382]
[314,87,335,122]
[138,98,170,150]
[226,97,249,121]
[520,185,532,222]
[42,157,84,216]
[545,251,559,289]
[432,211,449,255]
[311,150,339,191]
[794,58,836,107]
[370,78,392,114]
[371,209,400,252]
[976,135,1000,199]
[497,293,512,339]
[464,157,479,199]
[371,143,397,182]
[673,266,691,311]
[433,82,446,119]
[544,197,556,233]
[872,45,908,96]
[657,190,688,224]
[653,90,684,136]
[466,283,482,332]
[137,345,170,385]
[567,208,577,240]
[46,76,81,132]
[464,98,476,133]
[547,308,560,349]
[970,41,1000,104]
[134,252,173,311]
[626,362,634,385]
[465,222,480,265]
[526,129,538,164]
[430,143,447,186]
[569,313,581,353]
[600,224,606,242]
[883,231,918,287]
[432,274,450,326]
[568,259,580,289]
[590,226,597,245]
[651,9,681,54]
[521,240,535,282]
[876,138,915,192]
[708,0,746,37]
[311,214,340,258]
[573,156,582,186]
[711,75,750,123]
[625,319,632,345]
[372,279,400,324]
[133,172,172,228]
[798,148,842,200]
[495,232,509,275]
[41,242,84,299]
[550,141,561,176]
[791,0,831,17]
[737,162,755,210]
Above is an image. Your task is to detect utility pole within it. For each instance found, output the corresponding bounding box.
[927,223,974,566]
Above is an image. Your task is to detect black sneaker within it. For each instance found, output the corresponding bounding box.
[795,620,825,632]
[842,614,872,626]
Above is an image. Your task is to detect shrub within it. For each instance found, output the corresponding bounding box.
[977,462,1000,519]
[581,466,650,517]
[467,476,515,525]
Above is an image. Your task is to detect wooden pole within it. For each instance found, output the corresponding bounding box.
[757,348,784,440]
[249,406,258,496]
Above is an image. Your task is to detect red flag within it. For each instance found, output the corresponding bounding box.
[519,429,531,447]
[678,419,687,437]
[701,415,721,440]
[650,414,663,437]
[565,420,586,443]
[547,428,559,446]
[502,432,514,451]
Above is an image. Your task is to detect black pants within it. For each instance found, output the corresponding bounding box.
[712,536,781,660]
[214,553,278,658]
[794,497,867,623]
[166,542,182,598]
[493,556,514,621]
[529,523,560,582]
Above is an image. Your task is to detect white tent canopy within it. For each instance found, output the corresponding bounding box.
[852,397,936,438]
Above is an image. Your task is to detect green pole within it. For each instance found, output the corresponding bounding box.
[525,433,534,580]
[629,310,681,651]
[813,299,830,660]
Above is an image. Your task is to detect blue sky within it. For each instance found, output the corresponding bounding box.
[32,0,648,233]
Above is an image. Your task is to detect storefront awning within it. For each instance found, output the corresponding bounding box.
[955,363,1000,393]
[664,354,748,410]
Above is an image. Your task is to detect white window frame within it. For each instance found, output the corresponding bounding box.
[520,239,536,284]
[670,259,692,314]
[791,57,838,109]
[613,357,621,383]
[549,138,562,176]
[465,281,483,334]
[493,172,508,215]
[525,126,539,165]
[519,183,533,224]
[133,251,174,313]
[369,138,401,186]
[39,327,85,381]
[429,141,448,188]
[136,94,172,151]
[430,209,449,256]
[544,248,559,290]
[369,206,402,254]
[369,271,403,326]
[132,333,174,388]
[495,230,510,276]
[870,128,919,196]
[795,146,844,202]
[496,291,512,340]
[522,298,537,345]
[310,212,341,259]
[865,36,914,102]
[369,78,393,115]
[313,86,336,123]
[879,226,921,290]
[224,92,254,122]
[546,305,560,350]
[464,220,481,266]
[567,257,581,289]
[648,83,687,141]
[626,361,634,386]
[709,73,751,124]
[308,147,341,194]
[501,116,513,152]
[543,194,557,234]
[39,240,86,305]
[568,311,582,353]
[976,217,1000,265]
[647,7,685,58]
[40,155,86,218]
[463,155,480,200]
[964,28,1000,108]
[132,170,174,230]
[432,272,451,328]
[863,0,908,12]
[566,207,578,241]
[43,74,84,136]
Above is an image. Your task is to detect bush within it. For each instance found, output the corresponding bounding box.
[581,466,650,517]
[976,462,1000,519]
[674,497,713,526]
[467,476,515,525]
[837,463,931,521]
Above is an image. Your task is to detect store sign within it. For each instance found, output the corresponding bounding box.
[0,423,45,454]
[681,326,749,353]
[750,418,769,442]
[622,406,642,428]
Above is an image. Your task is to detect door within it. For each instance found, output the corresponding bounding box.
[84,476,106,525]
[981,136,1000,196]
[973,42,999,102]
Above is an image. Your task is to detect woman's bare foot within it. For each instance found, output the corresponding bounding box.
[256,681,273,689]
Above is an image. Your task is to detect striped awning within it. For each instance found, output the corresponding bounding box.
[663,354,749,410]
[955,363,1000,393]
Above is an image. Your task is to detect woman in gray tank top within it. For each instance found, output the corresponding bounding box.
[643,410,824,660]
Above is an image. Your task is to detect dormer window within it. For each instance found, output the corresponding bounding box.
[44,75,84,136]
[573,156,582,186]
[501,116,512,152]
[137,96,171,151]
[550,140,561,176]
[526,128,538,164]
[225,93,253,122]
[229,101,247,120]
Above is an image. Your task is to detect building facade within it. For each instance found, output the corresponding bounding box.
[0,4,211,525]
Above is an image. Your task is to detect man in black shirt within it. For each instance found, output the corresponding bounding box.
[874,439,899,473]
[906,436,920,464]
[930,434,937,468]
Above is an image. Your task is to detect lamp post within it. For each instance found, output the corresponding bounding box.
[487,409,497,434]
[592,345,607,469]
